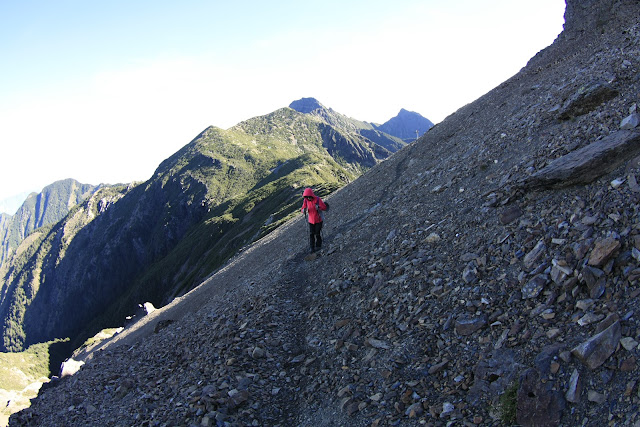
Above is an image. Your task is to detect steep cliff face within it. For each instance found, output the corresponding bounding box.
[562,0,633,38]
[0,185,131,352]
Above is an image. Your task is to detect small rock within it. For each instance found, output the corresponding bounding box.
[546,328,562,339]
[588,237,621,267]
[628,173,640,192]
[227,389,249,408]
[251,347,265,359]
[534,343,564,374]
[524,240,547,270]
[500,205,523,225]
[424,232,441,243]
[290,354,305,364]
[339,396,353,412]
[620,113,640,129]
[337,385,351,397]
[581,266,606,299]
[462,261,478,284]
[575,299,595,311]
[577,312,605,326]
[571,321,621,369]
[619,356,636,372]
[345,401,361,416]
[522,274,548,299]
[369,392,383,402]
[565,369,582,403]
[440,402,455,418]
[587,390,606,404]
[428,359,449,374]
[406,402,424,418]
[559,351,572,363]
[366,338,390,349]
[154,319,174,333]
[610,177,625,188]
[334,319,350,329]
[551,260,572,284]
[455,315,487,336]
[621,337,639,351]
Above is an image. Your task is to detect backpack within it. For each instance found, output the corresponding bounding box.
[316,199,329,210]
[316,199,329,221]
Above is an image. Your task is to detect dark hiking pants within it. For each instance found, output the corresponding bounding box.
[309,222,323,251]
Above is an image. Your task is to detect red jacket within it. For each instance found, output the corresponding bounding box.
[301,191,326,224]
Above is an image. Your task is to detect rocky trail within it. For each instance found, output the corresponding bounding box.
[9,0,640,425]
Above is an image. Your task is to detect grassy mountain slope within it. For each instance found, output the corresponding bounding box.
[0,340,59,426]
[0,106,394,353]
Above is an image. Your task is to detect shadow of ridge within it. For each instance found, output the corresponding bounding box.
[47,338,73,378]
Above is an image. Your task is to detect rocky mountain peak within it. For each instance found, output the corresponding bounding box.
[376,108,434,141]
[289,97,325,114]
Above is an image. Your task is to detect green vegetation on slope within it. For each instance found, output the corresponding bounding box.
[0,179,100,267]
[0,339,66,390]
[0,338,70,424]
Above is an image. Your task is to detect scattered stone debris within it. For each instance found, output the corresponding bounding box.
[10,1,640,426]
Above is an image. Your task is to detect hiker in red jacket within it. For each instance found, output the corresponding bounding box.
[301,187,327,253]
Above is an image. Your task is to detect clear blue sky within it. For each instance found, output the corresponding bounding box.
[0,0,565,213]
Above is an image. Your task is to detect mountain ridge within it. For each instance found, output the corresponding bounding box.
[0,104,408,354]
[289,97,434,146]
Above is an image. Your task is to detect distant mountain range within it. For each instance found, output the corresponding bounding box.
[375,108,434,142]
[0,99,432,353]
[289,97,433,144]
[0,179,100,267]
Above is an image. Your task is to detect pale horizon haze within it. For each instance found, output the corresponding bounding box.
[0,0,566,214]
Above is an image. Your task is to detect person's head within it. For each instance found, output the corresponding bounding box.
[303,187,315,200]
